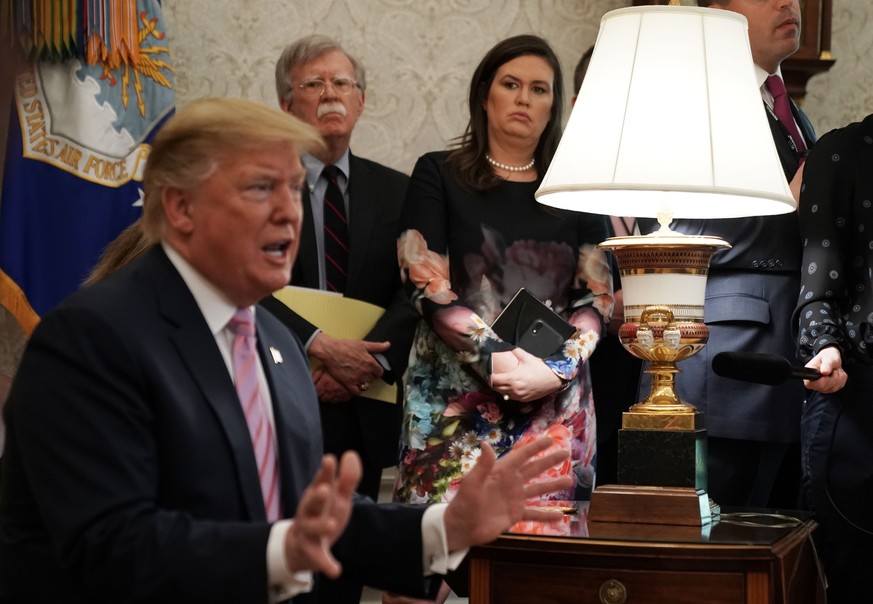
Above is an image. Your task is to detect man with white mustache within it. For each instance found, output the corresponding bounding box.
[317,100,347,119]
[261,35,415,604]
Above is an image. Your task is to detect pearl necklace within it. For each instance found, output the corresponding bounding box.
[485,154,535,172]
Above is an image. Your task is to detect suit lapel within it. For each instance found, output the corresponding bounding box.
[292,187,321,288]
[255,313,321,515]
[790,99,817,146]
[765,108,802,179]
[148,248,268,521]
[764,97,817,180]
[346,154,379,292]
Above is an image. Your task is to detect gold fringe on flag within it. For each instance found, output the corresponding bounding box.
[3,0,145,68]
[0,270,40,337]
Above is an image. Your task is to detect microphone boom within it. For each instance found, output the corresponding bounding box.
[712,351,821,385]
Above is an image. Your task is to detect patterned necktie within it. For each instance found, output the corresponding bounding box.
[228,308,281,521]
[321,165,349,292]
[765,75,806,153]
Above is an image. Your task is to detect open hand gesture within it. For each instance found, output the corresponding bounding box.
[443,435,574,551]
[283,451,362,578]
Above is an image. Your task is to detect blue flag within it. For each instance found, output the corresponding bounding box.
[0,0,174,333]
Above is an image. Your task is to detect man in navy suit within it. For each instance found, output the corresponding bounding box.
[639,0,815,509]
[261,35,415,505]
[0,98,571,603]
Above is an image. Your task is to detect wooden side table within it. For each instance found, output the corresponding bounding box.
[468,512,823,604]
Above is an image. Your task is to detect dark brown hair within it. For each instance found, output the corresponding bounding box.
[82,219,153,287]
[573,45,595,95]
[447,34,564,192]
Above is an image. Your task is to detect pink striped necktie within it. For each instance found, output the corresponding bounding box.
[765,75,806,153]
[228,308,281,522]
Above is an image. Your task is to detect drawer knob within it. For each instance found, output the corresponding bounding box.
[599,578,628,604]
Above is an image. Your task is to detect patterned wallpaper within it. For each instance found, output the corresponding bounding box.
[805,0,873,135]
[164,0,626,175]
[1,0,871,375]
[163,0,873,173]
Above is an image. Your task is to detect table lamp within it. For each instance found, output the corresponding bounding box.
[536,4,795,525]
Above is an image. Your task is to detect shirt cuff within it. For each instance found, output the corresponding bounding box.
[267,520,314,602]
[302,328,322,352]
[422,504,469,576]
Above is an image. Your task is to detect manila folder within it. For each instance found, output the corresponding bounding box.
[271,286,397,404]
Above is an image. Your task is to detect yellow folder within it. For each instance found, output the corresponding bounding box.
[271,286,397,404]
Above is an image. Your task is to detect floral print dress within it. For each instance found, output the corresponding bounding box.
[392,151,613,505]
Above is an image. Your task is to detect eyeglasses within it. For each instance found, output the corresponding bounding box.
[296,77,360,97]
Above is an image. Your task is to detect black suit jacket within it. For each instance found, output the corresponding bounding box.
[637,100,816,443]
[0,246,434,603]
[262,153,416,469]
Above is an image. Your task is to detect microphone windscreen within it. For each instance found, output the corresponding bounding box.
[711,351,792,385]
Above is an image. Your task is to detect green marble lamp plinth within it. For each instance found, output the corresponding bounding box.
[617,426,707,490]
[590,422,718,526]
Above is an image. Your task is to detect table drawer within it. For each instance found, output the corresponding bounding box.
[489,562,747,604]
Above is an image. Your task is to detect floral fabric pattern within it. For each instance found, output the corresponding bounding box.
[392,151,612,505]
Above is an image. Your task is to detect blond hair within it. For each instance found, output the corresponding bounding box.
[141,97,324,240]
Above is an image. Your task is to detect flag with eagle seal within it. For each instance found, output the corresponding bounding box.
[0,0,174,334]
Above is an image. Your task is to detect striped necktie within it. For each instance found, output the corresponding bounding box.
[322,165,349,292]
[228,308,281,521]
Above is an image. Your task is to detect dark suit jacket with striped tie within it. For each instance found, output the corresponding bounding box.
[261,152,417,489]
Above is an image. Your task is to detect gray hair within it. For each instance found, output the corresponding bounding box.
[274,35,367,105]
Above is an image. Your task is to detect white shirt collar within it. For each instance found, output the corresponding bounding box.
[756,64,785,106]
[162,242,251,336]
[302,150,351,191]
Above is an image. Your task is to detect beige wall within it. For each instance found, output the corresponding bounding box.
[2,0,872,374]
[805,0,873,134]
[164,0,626,175]
[164,0,873,173]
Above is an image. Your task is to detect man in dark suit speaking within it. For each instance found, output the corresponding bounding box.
[0,98,571,603]
[261,35,416,505]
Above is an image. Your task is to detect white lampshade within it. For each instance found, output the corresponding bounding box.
[536,5,795,219]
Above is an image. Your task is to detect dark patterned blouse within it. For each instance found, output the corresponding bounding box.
[795,114,873,364]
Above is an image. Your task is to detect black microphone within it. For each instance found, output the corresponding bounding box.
[711,351,821,385]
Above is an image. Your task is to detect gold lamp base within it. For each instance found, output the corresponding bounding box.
[601,233,730,421]
[589,231,729,525]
